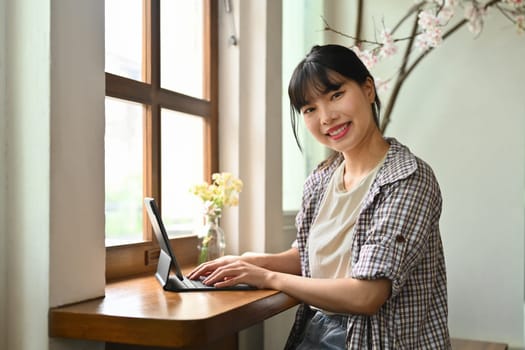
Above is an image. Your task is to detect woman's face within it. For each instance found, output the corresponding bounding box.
[300,77,377,157]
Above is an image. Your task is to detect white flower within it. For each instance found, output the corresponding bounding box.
[438,5,455,25]
[418,10,440,30]
[415,34,431,52]
[503,0,524,8]
[464,2,487,36]
[379,29,398,58]
[351,46,379,70]
[416,9,444,49]
[375,78,391,94]
[426,26,443,47]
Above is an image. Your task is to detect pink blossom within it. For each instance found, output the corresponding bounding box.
[375,78,391,94]
[416,8,445,50]
[464,3,487,36]
[415,23,443,52]
[433,0,459,7]
[418,10,440,30]
[351,46,379,70]
[379,29,398,58]
[415,34,431,51]
[504,0,524,8]
[438,6,455,25]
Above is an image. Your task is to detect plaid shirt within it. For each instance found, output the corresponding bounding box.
[285,138,451,349]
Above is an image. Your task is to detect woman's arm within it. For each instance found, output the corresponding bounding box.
[187,247,301,279]
[241,248,302,275]
[268,271,391,315]
[200,260,391,316]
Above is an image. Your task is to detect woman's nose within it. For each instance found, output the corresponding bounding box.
[320,106,337,125]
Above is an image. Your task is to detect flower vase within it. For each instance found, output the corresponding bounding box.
[197,215,226,264]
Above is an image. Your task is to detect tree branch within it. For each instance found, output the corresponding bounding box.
[324,0,508,133]
[391,1,426,34]
[381,0,503,132]
[380,10,420,132]
[403,18,467,80]
[323,16,381,46]
[355,0,363,46]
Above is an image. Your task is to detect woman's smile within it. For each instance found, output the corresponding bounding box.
[326,122,351,140]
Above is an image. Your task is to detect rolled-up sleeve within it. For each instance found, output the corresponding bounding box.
[351,167,441,298]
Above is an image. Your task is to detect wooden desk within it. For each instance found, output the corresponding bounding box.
[49,274,298,349]
[49,274,509,350]
[451,338,508,350]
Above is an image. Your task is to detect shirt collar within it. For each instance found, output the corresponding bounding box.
[375,138,418,186]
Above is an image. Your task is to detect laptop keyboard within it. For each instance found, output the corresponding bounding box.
[182,277,214,289]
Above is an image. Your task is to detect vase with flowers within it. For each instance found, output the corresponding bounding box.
[189,172,243,264]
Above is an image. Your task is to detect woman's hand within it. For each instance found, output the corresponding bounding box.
[187,255,243,280]
[197,260,275,289]
[188,251,391,314]
[187,248,301,289]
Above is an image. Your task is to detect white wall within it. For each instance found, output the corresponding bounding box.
[49,0,105,308]
[48,0,106,348]
[5,1,51,349]
[324,1,524,347]
[219,0,284,272]
[0,0,7,348]
[3,0,105,349]
[388,18,524,348]
[218,1,289,349]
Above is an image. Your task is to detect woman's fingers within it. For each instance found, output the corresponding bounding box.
[188,258,271,289]
[187,261,219,279]
[202,261,267,288]
[187,255,240,280]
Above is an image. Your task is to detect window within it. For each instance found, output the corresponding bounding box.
[282,0,328,213]
[104,0,218,280]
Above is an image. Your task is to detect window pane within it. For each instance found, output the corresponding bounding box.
[105,0,143,81]
[161,109,204,237]
[105,97,144,245]
[160,0,204,99]
[282,0,327,211]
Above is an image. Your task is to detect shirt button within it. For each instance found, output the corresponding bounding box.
[395,234,405,243]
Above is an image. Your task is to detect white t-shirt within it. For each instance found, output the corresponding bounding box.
[308,159,384,281]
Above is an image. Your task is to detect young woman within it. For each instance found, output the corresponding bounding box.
[189,44,450,349]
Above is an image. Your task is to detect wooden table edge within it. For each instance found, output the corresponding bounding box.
[49,283,298,348]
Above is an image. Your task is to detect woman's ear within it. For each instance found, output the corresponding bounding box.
[363,77,376,103]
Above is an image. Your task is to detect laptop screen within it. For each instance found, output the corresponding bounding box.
[144,197,184,280]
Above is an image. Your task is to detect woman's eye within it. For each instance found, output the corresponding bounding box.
[331,91,343,100]
[302,107,314,114]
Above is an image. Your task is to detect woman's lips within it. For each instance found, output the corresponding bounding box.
[327,122,351,140]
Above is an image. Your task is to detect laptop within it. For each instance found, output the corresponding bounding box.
[144,197,256,292]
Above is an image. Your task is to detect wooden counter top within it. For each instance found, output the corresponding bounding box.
[49,274,298,348]
[49,274,509,350]
[451,338,508,350]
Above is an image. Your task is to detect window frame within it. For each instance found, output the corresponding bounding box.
[105,0,218,281]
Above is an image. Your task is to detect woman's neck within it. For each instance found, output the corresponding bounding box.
[341,135,389,191]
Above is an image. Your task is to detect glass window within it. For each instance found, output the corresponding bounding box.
[282,0,328,212]
[104,0,217,279]
[161,0,205,99]
[161,109,204,237]
[105,0,143,81]
[105,98,144,245]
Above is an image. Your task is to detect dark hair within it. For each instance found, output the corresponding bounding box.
[288,44,381,151]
